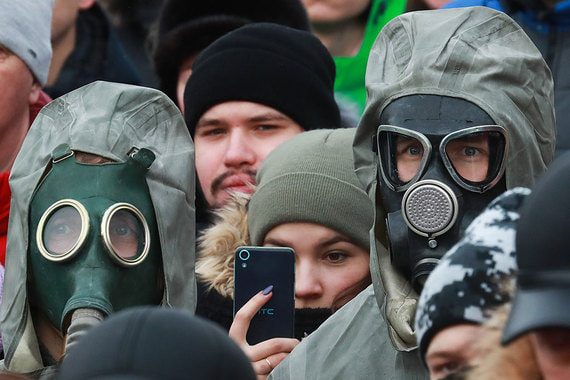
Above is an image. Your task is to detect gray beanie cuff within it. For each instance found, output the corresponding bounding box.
[248,172,372,249]
[0,0,54,85]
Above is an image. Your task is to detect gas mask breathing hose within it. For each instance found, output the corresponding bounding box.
[64,308,106,354]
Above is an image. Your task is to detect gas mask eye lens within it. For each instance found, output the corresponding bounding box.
[395,135,424,182]
[44,207,81,254]
[102,203,150,266]
[377,126,432,191]
[441,126,508,193]
[109,209,142,258]
[37,199,89,261]
[445,132,490,182]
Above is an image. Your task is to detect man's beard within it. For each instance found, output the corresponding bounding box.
[209,169,257,206]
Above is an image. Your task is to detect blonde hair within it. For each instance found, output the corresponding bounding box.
[467,304,542,380]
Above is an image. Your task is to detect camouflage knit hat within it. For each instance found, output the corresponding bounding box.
[415,187,529,361]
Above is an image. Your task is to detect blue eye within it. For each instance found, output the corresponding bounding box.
[463,147,480,156]
[113,224,131,236]
[52,223,71,235]
[408,146,423,155]
[42,204,85,257]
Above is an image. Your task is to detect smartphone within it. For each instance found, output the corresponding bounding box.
[234,246,295,345]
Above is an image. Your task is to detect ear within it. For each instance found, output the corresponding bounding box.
[28,81,41,105]
[78,0,97,11]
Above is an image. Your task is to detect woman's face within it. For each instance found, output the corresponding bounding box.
[263,222,369,309]
[425,324,481,379]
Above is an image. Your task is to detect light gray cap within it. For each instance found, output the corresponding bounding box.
[0,0,54,85]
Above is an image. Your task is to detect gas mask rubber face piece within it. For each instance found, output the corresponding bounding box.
[376,95,508,290]
[28,145,163,334]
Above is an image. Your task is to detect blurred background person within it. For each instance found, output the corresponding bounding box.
[497,153,570,379]
[47,0,140,98]
[300,0,405,126]
[154,0,310,113]
[99,0,162,88]
[0,0,53,266]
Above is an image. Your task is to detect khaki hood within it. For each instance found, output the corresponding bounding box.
[1,82,196,372]
[353,7,555,350]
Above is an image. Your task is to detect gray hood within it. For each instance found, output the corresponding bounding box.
[268,8,554,379]
[1,81,196,372]
[353,7,555,350]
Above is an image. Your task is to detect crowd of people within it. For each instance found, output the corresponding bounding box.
[0,0,569,379]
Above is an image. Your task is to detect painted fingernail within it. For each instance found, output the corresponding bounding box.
[262,285,273,295]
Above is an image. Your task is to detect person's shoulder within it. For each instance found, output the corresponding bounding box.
[271,286,427,379]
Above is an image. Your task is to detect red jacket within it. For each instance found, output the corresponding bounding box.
[0,91,52,265]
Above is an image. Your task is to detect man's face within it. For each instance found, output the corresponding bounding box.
[0,45,39,156]
[51,0,94,44]
[176,54,198,114]
[194,101,304,208]
[425,324,481,379]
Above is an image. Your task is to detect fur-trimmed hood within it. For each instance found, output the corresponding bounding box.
[196,192,251,299]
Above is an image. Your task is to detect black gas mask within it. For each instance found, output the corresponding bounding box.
[376,95,508,290]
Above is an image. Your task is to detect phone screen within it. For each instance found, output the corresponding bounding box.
[234,246,295,344]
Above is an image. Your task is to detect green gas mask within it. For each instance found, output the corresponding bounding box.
[28,144,163,333]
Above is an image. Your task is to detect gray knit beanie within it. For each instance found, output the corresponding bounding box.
[0,0,53,85]
[248,128,373,250]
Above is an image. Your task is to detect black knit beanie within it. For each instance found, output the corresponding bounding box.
[184,23,340,135]
[154,0,310,104]
[57,307,256,379]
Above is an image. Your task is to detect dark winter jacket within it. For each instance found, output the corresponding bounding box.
[44,4,140,99]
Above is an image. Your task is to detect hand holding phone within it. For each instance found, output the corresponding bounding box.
[233,246,295,344]
[230,246,298,378]
[229,286,299,378]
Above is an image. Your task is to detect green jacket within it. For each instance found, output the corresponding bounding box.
[333,0,406,122]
